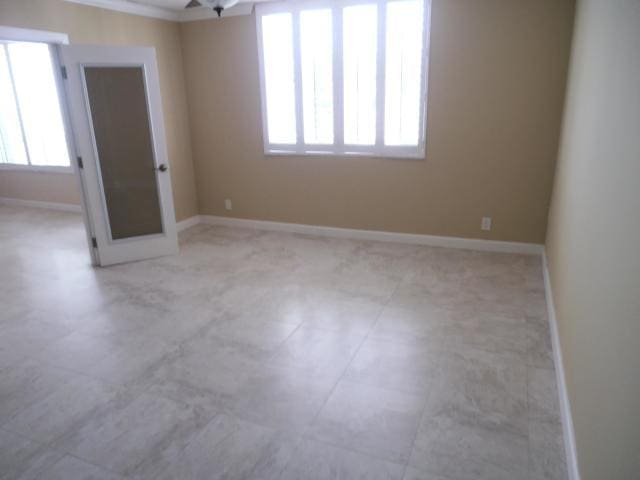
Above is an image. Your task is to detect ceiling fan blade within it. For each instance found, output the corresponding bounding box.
[185,0,202,8]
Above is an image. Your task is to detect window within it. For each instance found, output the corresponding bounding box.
[0,41,70,169]
[256,0,431,158]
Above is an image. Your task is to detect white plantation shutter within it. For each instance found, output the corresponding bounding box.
[261,13,297,145]
[257,0,431,159]
[300,9,334,145]
[0,42,70,167]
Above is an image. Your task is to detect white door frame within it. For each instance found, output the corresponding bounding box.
[58,45,178,266]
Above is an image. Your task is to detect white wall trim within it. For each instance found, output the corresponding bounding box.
[542,251,581,480]
[0,197,81,213]
[0,26,69,44]
[62,0,254,22]
[176,215,201,232]
[197,215,543,254]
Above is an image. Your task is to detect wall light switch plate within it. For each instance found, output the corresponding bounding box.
[481,217,492,231]
[225,199,232,211]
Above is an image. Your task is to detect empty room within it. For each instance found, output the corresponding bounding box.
[0,0,638,479]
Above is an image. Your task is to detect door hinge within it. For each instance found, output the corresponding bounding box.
[60,65,67,80]
[91,237,98,249]
[77,156,83,169]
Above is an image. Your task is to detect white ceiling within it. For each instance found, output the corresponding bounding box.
[63,0,257,21]
[129,0,194,10]
[130,0,234,11]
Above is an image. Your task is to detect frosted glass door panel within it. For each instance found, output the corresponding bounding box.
[84,66,163,240]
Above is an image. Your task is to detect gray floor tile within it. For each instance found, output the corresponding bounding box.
[444,312,529,358]
[343,338,439,395]
[409,414,529,480]
[0,359,77,425]
[144,331,271,410]
[79,336,176,388]
[231,364,337,433]
[0,347,24,371]
[56,392,214,477]
[143,414,300,480]
[310,381,425,463]
[426,347,529,435]
[208,316,299,353]
[279,438,405,480]
[288,296,383,336]
[527,320,555,369]
[36,455,124,480]
[0,429,63,480]
[369,304,453,348]
[2,375,124,444]
[409,349,529,479]
[268,326,365,381]
[528,420,568,480]
[36,332,115,372]
[528,367,561,424]
[402,467,453,480]
[0,315,72,361]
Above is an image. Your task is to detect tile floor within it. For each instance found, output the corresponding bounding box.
[0,205,567,480]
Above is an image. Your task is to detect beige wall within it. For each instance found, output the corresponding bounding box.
[0,0,197,221]
[0,0,574,243]
[180,0,574,243]
[0,170,80,205]
[545,1,640,479]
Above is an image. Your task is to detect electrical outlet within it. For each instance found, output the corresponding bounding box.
[481,217,492,231]
[224,199,232,211]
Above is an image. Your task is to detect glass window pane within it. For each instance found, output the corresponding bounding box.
[384,0,424,146]
[300,9,333,145]
[8,42,69,167]
[343,4,377,146]
[0,46,28,165]
[262,13,297,145]
[84,67,163,240]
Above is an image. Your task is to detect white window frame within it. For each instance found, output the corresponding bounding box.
[0,26,74,174]
[255,0,431,159]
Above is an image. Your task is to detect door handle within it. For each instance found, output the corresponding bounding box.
[157,164,168,172]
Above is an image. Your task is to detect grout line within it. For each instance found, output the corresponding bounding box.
[61,452,125,478]
[297,266,407,464]
[525,355,533,479]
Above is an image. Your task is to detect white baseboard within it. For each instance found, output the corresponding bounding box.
[198,215,543,255]
[0,197,82,213]
[176,215,201,233]
[542,251,581,480]
[0,201,543,256]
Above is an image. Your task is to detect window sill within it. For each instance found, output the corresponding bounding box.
[264,146,426,160]
[0,164,74,174]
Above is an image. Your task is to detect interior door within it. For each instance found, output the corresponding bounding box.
[59,45,178,266]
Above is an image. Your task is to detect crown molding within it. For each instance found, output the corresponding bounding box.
[62,0,254,22]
